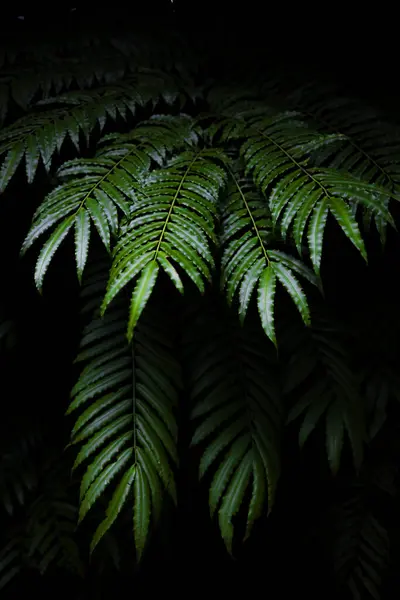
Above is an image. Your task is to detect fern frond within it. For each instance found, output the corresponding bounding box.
[68,261,181,560]
[26,483,82,576]
[360,366,400,441]
[234,112,394,273]
[221,169,320,346]
[0,86,122,191]
[0,535,23,591]
[288,85,400,244]
[21,115,195,290]
[333,495,389,600]
[0,458,83,588]
[187,302,282,553]
[0,76,182,195]
[0,41,131,112]
[103,147,228,340]
[285,316,365,472]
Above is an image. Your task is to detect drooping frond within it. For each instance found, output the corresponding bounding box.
[68,260,181,559]
[285,315,365,472]
[102,147,227,340]
[0,85,131,191]
[220,166,320,346]
[186,301,282,553]
[288,84,400,195]
[331,464,392,600]
[220,111,395,274]
[0,27,194,119]
[287,84,400,243]
[0,34,136,116]
[0,533,24,590]
[0,73,183,194]
[0,458,83,590]
[335,508,388,600]
[359,366,400,442]
[25,465,83,577]
[21,115,195,290]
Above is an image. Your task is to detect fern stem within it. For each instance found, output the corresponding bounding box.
[303,109,396,194]
[153,151,202,261]
[253,125,333,200]
[75,146,148,218]
[228,165,271,267]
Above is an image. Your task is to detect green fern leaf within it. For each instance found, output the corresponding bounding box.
[22,115,195,287]
[308,197,329,274]
[218,449,253,553]
[245,451,267,539]
[74,210,91,283]
[220,171,317,345]
[78,434,132,500]
[236,112,394,272]
[79,448,133,523]
[34,215,75,292]
[257,266,277,346]
[288,87,400,244]
[333,491,389,600]
[133,464,151,560]
[327,195,367,262]
[285,316,365,472]
[102,148,227,332]
[325,400,345,474]
[90,465,136,554]
[0,538,22,590]
[26,462,83,577]
[157,253,184,293]
[0,141,25,193]
[69,261,180,556]
[187,303,282,553]
[0,74,185,194]
[272,262,311,326]
[128,260,159,341]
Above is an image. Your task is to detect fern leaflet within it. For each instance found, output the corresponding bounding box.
[68,261,181,559]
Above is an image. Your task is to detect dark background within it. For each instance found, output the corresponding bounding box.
[1,4,400,598]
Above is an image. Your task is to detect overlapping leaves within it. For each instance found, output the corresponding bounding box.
[25,467,82,577]
[21,115,195,290]
[0,74,182,195]
[0,38,130,116]
[221,168,320,346]
[68,261,181,559]
[0,533,24,590]
[220,111,395,274]
[334,505,389,600]
[0,459,83,590]
[303,91,400,245]
[0,84,135,192]
[288,83,400,200]
[331,462,393,600]
[186,302,282,553]
[102,147,227,340]
[284,316,365,472]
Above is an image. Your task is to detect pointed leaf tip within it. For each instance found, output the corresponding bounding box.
[257,266,277,347]
[127,260,159,342]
